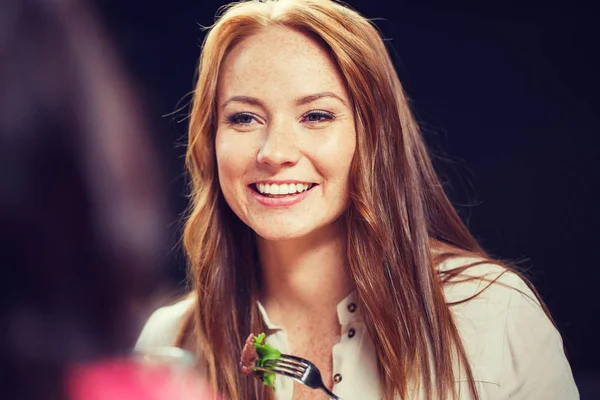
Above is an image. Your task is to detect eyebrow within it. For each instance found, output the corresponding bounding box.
[221,96,265,110]
[294,92,347,107]
[220,91,347,109]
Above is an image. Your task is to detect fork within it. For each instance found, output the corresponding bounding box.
[256,353,342,400]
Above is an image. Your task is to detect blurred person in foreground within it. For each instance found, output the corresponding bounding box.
[0,0,218,399]
[136,0,578,399]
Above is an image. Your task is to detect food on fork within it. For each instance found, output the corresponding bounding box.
[240,334,258,375]
[240,332,281,390]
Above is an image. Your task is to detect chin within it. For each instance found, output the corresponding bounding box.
[249,215,345,243]
[252,225,315,242]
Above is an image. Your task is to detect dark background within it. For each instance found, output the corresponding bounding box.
[95,0,598,396]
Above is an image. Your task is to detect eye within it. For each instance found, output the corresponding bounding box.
[301,110,335,124]
[226,112,259,125]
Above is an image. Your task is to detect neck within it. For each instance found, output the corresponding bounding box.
[257,221,354,322]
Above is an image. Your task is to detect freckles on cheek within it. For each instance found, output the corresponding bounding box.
[215,133,256,179]
[312,131,356,175]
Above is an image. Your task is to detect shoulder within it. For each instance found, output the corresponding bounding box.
[439,255,534,306]
[440,256,578,398]
[439,256,532,376]
[439,256,550,351]
[135,294,196,349]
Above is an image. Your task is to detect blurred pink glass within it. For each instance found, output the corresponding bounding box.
[68,347,221,400]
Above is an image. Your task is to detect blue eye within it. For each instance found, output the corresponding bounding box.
[227,112,257,125]
[302,110,335,123]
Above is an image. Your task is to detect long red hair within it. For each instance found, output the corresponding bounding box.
[179,1,549,399]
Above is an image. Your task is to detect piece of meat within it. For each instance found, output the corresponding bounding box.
[240,333,260,376]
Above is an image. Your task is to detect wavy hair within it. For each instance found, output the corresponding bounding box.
[180,1,546,399]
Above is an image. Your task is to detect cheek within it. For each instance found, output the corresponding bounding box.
[311,127,356,185]
[216,132,250,217]
[215,131,254,186]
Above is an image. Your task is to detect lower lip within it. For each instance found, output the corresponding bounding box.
[250,185,316,207]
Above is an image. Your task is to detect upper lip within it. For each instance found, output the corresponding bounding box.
[251,180,317,185]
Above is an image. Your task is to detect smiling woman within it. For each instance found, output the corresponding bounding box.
[135,1,579,400]
[216,26,355,241]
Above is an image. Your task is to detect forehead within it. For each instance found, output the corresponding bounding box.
[217,25,348,101]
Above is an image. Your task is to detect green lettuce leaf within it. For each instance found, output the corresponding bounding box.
[253,332,281,390]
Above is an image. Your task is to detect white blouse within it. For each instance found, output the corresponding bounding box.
[136,258,579,399]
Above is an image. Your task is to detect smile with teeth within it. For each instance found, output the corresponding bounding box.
[255,182,314,196]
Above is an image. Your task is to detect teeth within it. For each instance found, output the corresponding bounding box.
[256,183,312,195]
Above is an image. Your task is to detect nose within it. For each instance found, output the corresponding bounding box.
[256,121,301,167]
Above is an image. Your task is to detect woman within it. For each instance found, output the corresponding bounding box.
[136,0,578,399]
[0,0,216,399]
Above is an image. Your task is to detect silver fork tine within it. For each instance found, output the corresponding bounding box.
[264,359,305,373]
[279,353,310,365]
[260,354,342,400]
[265,356,304,365]
[265,365,304,377]
[263,363,304,377]
[255,366,302,379]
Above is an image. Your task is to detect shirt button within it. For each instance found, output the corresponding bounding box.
[333,373,342,384]
[347,302,357,313]
[348,328,356,338]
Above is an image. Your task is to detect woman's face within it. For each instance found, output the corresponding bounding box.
[216,26,356,241]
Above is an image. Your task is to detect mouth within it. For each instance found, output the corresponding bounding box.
[250,182,317,198]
